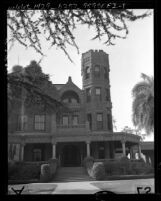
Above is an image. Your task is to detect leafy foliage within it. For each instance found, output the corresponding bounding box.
[8,60,67,115]
[7,9,150,62]
[132,73,154,135]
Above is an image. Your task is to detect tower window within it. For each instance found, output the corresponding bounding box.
[85,66,90,79]
[34,115,45,130]
[106,89,110,101]
[86,88,91,102]
[97,113,103,130]
[107,114,112,131]
[94,65,100,78]
[95,87,101,101]
[104,67,108,79]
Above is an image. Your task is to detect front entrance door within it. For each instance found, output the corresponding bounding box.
[62,145,81,167]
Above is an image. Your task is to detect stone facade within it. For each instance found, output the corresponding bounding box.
[8,50,141,167]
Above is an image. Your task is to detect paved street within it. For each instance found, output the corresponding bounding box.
[8,178,154,194]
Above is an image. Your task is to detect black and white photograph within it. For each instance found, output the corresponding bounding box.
[7,7,154,195]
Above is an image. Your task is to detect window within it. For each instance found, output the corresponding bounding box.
[95,87,101,101]
[86,88,91,102]
[94,65,100,78]
[85,66,90,79]
[84,57,90,63]
[62,116,69,126]
[63,98,69,103]
[71,98,77,104]
[106,89,110,101]
[33,149,42,161]
[107,114,112,131]
[97,113,103,130]
[34,115,45,130]
[17,115,28,131]
[72,115,78,125]
[104,67,108,78]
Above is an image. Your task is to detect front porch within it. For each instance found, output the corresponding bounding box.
[8,132,142,165]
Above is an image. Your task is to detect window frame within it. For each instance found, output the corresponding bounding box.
[86,88,91,102]
[34,114,46,131]
[95,87,102,101]
[72,115,79,126]
[85,66,90,79]
[94,65,101,78]
[17,115,28,131]
[62,115,69,126]
[96,113,103,130]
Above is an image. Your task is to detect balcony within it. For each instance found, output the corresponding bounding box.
[56,123,89,136]
[63,102,81,109]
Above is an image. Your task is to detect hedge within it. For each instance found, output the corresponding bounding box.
[104,157,154,176]
[8,161,41,180]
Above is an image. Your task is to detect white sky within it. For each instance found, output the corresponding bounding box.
[7,9,154,141]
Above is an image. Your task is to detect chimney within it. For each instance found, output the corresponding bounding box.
[68,76,72,83]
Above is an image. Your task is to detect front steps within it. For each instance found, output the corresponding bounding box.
[53,167,94,182]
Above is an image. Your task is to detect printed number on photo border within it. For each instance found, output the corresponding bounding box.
[136,185,152,194]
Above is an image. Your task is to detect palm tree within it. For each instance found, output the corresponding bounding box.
[132,73,154,135]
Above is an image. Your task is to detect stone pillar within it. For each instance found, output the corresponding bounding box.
[86,141,90,157]
[145,154,150,164]
[20,143,25,161]
[121,140,126,156]
[130,147,134,159]
[52,143,56,158]
[138,143,142,159]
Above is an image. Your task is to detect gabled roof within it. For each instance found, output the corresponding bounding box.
[54,84,65,90]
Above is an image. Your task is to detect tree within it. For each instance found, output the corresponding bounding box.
[121,126,133,134]
[8,61,67,115]
[132,73,154,135]
[7,9,151,63]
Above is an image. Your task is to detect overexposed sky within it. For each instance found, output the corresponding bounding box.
[7,9,154,141]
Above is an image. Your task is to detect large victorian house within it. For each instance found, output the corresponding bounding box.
[8,50,142,167]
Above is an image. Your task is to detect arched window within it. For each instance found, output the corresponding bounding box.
[94,65,100,78]
[61,91,80,103]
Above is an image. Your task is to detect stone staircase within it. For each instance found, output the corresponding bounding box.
[53,167,94,182]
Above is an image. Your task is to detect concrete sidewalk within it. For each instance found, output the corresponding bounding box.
[8,178,154,194]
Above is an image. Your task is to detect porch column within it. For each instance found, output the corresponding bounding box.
[86,141,90,157]
[20,143,25,161]
[52,143,56,158]
[138,143,142,159]
[121,140,126,156]
[130,147,134,159]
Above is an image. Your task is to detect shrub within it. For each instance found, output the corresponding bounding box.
[8,161,41,180]
[83,156,94,169]
[104,160,121,175]
[40,164,51,182]
[119,156,131,175]
[91,162,106,180]
[47,158,58,177]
